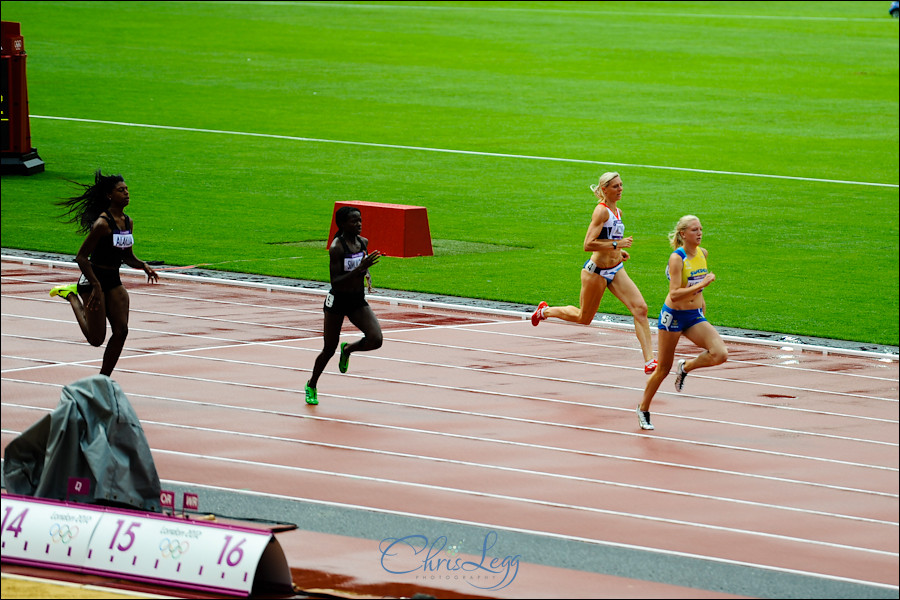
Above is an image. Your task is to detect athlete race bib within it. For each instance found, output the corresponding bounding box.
[113,232,134,250]
[344,251,364,272]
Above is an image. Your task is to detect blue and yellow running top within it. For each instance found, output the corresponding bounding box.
[666,247,708,288]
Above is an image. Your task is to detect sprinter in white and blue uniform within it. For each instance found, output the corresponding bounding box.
[531,172,657,374]
[305,206,384,405]
[636,215,728,431]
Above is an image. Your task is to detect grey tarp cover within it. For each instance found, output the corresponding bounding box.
[3,374,162,511]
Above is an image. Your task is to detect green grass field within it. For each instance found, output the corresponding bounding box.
[2,1,898,345]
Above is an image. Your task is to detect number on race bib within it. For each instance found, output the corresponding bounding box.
[661,312,674,329]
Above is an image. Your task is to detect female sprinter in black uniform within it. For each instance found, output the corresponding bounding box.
[305,206,383,405]
[50,170,159,377]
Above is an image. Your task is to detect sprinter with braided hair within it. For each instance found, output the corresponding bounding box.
[50,170,158,377]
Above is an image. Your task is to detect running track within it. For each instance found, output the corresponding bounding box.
[1,256,897,599]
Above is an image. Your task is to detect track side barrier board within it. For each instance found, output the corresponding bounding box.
[328,201,433,257]
[0,494,292,597]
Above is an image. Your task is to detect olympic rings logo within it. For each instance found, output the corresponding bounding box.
[159,537,190,560]
[49,523,79,544]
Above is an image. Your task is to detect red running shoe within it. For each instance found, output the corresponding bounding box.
[644,359,658,374]
[531,301,548,326]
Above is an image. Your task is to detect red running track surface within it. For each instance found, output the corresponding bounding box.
[2,257,897,599]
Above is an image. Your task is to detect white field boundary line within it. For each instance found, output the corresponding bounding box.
[151,478,900,594]
[260,1,898,24]
[30,116,899,189]
[5,255,897,360]
[1,421,893,559]
[3,383,894,499]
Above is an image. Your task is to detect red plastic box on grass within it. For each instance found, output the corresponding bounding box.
[327,201,433,258]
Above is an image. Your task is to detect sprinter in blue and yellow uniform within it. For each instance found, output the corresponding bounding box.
[637,215,728,431]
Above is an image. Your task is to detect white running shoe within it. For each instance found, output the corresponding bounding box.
[674,359,688,392]
[637,407,654,430]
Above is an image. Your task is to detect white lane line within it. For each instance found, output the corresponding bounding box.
[3,273,508,330]
[3,321,897,429]
[4,332,897,436]
[375,335,900,404]
[441,324,900,380]
[2,386,893,499]
[151,478,900,594]
[5,412,893,527]
[4,367,896,480]
[144,449,900,557]
[4,350,896,452]
[3,305,896,405]
[7,257,898,361]
[5,417,892,557]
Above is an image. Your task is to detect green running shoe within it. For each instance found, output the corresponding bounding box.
[338,342,350,373]
[305,381,318,405]
[49,283,78,299]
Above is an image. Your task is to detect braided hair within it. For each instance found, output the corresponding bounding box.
[57,170,124,234]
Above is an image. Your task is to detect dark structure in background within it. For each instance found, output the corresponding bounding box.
[4,375,162,512]
[1,20,44,175]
